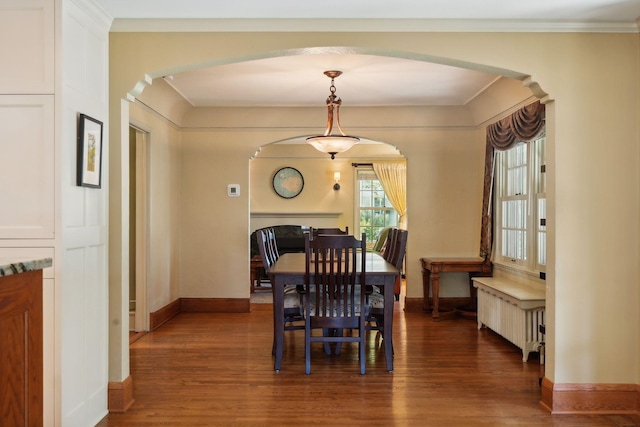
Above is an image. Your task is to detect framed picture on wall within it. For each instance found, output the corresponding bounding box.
[77,113,103,188]
[272,166,304,199]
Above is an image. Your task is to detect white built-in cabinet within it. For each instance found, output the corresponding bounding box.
[0,0,111,426]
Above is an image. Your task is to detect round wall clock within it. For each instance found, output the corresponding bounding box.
[272,167,304,199]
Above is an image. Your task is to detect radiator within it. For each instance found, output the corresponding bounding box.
[473,277,545,362]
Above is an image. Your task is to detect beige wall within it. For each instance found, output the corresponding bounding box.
[109,31,640,388]
[146,97,489,301]
[250,143,403,231]
[251,154,357,232]
[179,129,254,298]
[179,126,403,298]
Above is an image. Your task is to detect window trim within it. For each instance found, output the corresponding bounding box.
[493,137,546,274]
[354,166,399,247]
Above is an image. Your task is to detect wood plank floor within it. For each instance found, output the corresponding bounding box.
[97,304,640,426]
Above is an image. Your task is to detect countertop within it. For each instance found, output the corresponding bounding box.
[0,257,53,277]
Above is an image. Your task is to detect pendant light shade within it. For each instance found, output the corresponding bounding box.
[306,70,359,159]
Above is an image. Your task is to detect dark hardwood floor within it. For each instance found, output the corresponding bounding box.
[98,303,640,426]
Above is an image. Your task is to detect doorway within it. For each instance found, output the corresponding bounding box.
[129,126,149,332]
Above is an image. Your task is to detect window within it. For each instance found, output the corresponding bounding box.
[356,168,398,247]
[495,137,546,272]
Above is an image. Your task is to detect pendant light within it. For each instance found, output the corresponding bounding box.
[306,70,359,159]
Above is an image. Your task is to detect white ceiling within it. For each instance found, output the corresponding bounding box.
[163,54,501,107]
[96,0,640,108]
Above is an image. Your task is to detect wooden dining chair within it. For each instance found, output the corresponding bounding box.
[256,229,304,353]
[367,228,407,340]
[379,227,397,262]
[388,229,407,298]
[303,232,368,374]
[256,228,276,270]
[378,228,406,298]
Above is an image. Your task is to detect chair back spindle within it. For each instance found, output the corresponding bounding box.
[266,228,279,262]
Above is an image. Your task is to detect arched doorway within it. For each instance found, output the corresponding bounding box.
[110,40,552,402]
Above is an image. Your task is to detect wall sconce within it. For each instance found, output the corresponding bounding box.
[333,172,341,190]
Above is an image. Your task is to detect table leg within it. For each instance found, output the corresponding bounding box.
[250,258,263,293]
[421,267,442,320]
[272,277,285,372]
[250,267,257,293]
[422,268,432,312]
[383,275,395,372]
[431,271,441,321]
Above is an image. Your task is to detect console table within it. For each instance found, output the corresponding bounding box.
[250,255,264,293]
[0,257,52,426]
[420,257,492,320]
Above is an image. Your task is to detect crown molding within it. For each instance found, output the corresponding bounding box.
[71,0,114,30]
[109,18,639,33]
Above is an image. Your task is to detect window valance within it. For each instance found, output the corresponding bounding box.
[486,101,545,150]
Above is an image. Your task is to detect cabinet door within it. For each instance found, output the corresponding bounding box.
[0,270,43,427]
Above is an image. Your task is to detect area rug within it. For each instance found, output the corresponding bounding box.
[250,283,273,304]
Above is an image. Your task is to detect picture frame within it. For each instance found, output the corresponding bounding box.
[77,113,103,188]
[272,167,304,199]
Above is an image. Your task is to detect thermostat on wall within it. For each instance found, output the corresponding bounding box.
[227,184,240,197]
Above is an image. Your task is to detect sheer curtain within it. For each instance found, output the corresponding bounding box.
[373,161,407,229]
[480,101,545,260]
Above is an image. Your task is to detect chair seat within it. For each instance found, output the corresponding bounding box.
[303,289,370,317]
[284,285,301,309]
[284,284,299,295]
[368,291,384,309]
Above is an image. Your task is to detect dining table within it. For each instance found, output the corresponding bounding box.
[268,251,399,372]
